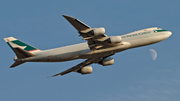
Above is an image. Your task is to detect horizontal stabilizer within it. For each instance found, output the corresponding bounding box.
[10,48,35,68]
[4,37,37,68]
[10,61,25,68]
[13,48,35,58]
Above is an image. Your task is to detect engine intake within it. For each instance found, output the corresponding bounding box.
[77,66,93,75]
[91,27,105,36]
[107,36,122,44]
[82,27,105,37]
[99,57,114,66]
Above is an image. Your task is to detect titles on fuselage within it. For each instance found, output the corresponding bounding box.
[121,31,152,39]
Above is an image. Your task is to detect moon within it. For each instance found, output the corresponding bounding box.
[149,49,157,61]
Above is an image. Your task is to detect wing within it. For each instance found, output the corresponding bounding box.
[51,15,123,77]
[49,54,114,77]
[62,15,91,31]
[63,15,110,51]
[49,58,101,77]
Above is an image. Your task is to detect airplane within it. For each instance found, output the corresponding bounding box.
[4,15,172,77]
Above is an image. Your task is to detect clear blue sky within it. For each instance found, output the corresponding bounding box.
[1,0,180,101]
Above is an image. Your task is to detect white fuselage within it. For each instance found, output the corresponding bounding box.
[20,27,172,62]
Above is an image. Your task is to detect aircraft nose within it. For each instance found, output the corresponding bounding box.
[163,31,172,40]
[167,31,172,37]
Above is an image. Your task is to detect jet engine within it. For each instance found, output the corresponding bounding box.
[83,27,105,37]
[106,36,122,44]
[99,57,114,66]
[91,27,105,36]
[77,66,93,75]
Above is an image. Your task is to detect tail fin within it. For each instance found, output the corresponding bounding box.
[4,37,39,67]
[4,37,40,52]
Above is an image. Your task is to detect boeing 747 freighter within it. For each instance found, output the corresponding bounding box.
[4,15,172,77]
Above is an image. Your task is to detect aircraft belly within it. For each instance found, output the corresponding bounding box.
[53,51,81,62]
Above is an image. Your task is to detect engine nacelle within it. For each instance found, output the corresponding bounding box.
[91,27,105,36]
[107,36,122,44]
[100,57,114,66]
[77,66,93,75]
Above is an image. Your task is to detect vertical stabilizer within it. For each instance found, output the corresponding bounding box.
[4,37,39,67]
[4,37,40,53]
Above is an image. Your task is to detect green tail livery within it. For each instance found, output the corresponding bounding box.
[4,37,40,67]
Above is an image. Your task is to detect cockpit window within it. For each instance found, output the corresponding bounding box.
[154,29,168,33]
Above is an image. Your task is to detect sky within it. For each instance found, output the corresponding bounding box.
[0,0,180,101]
